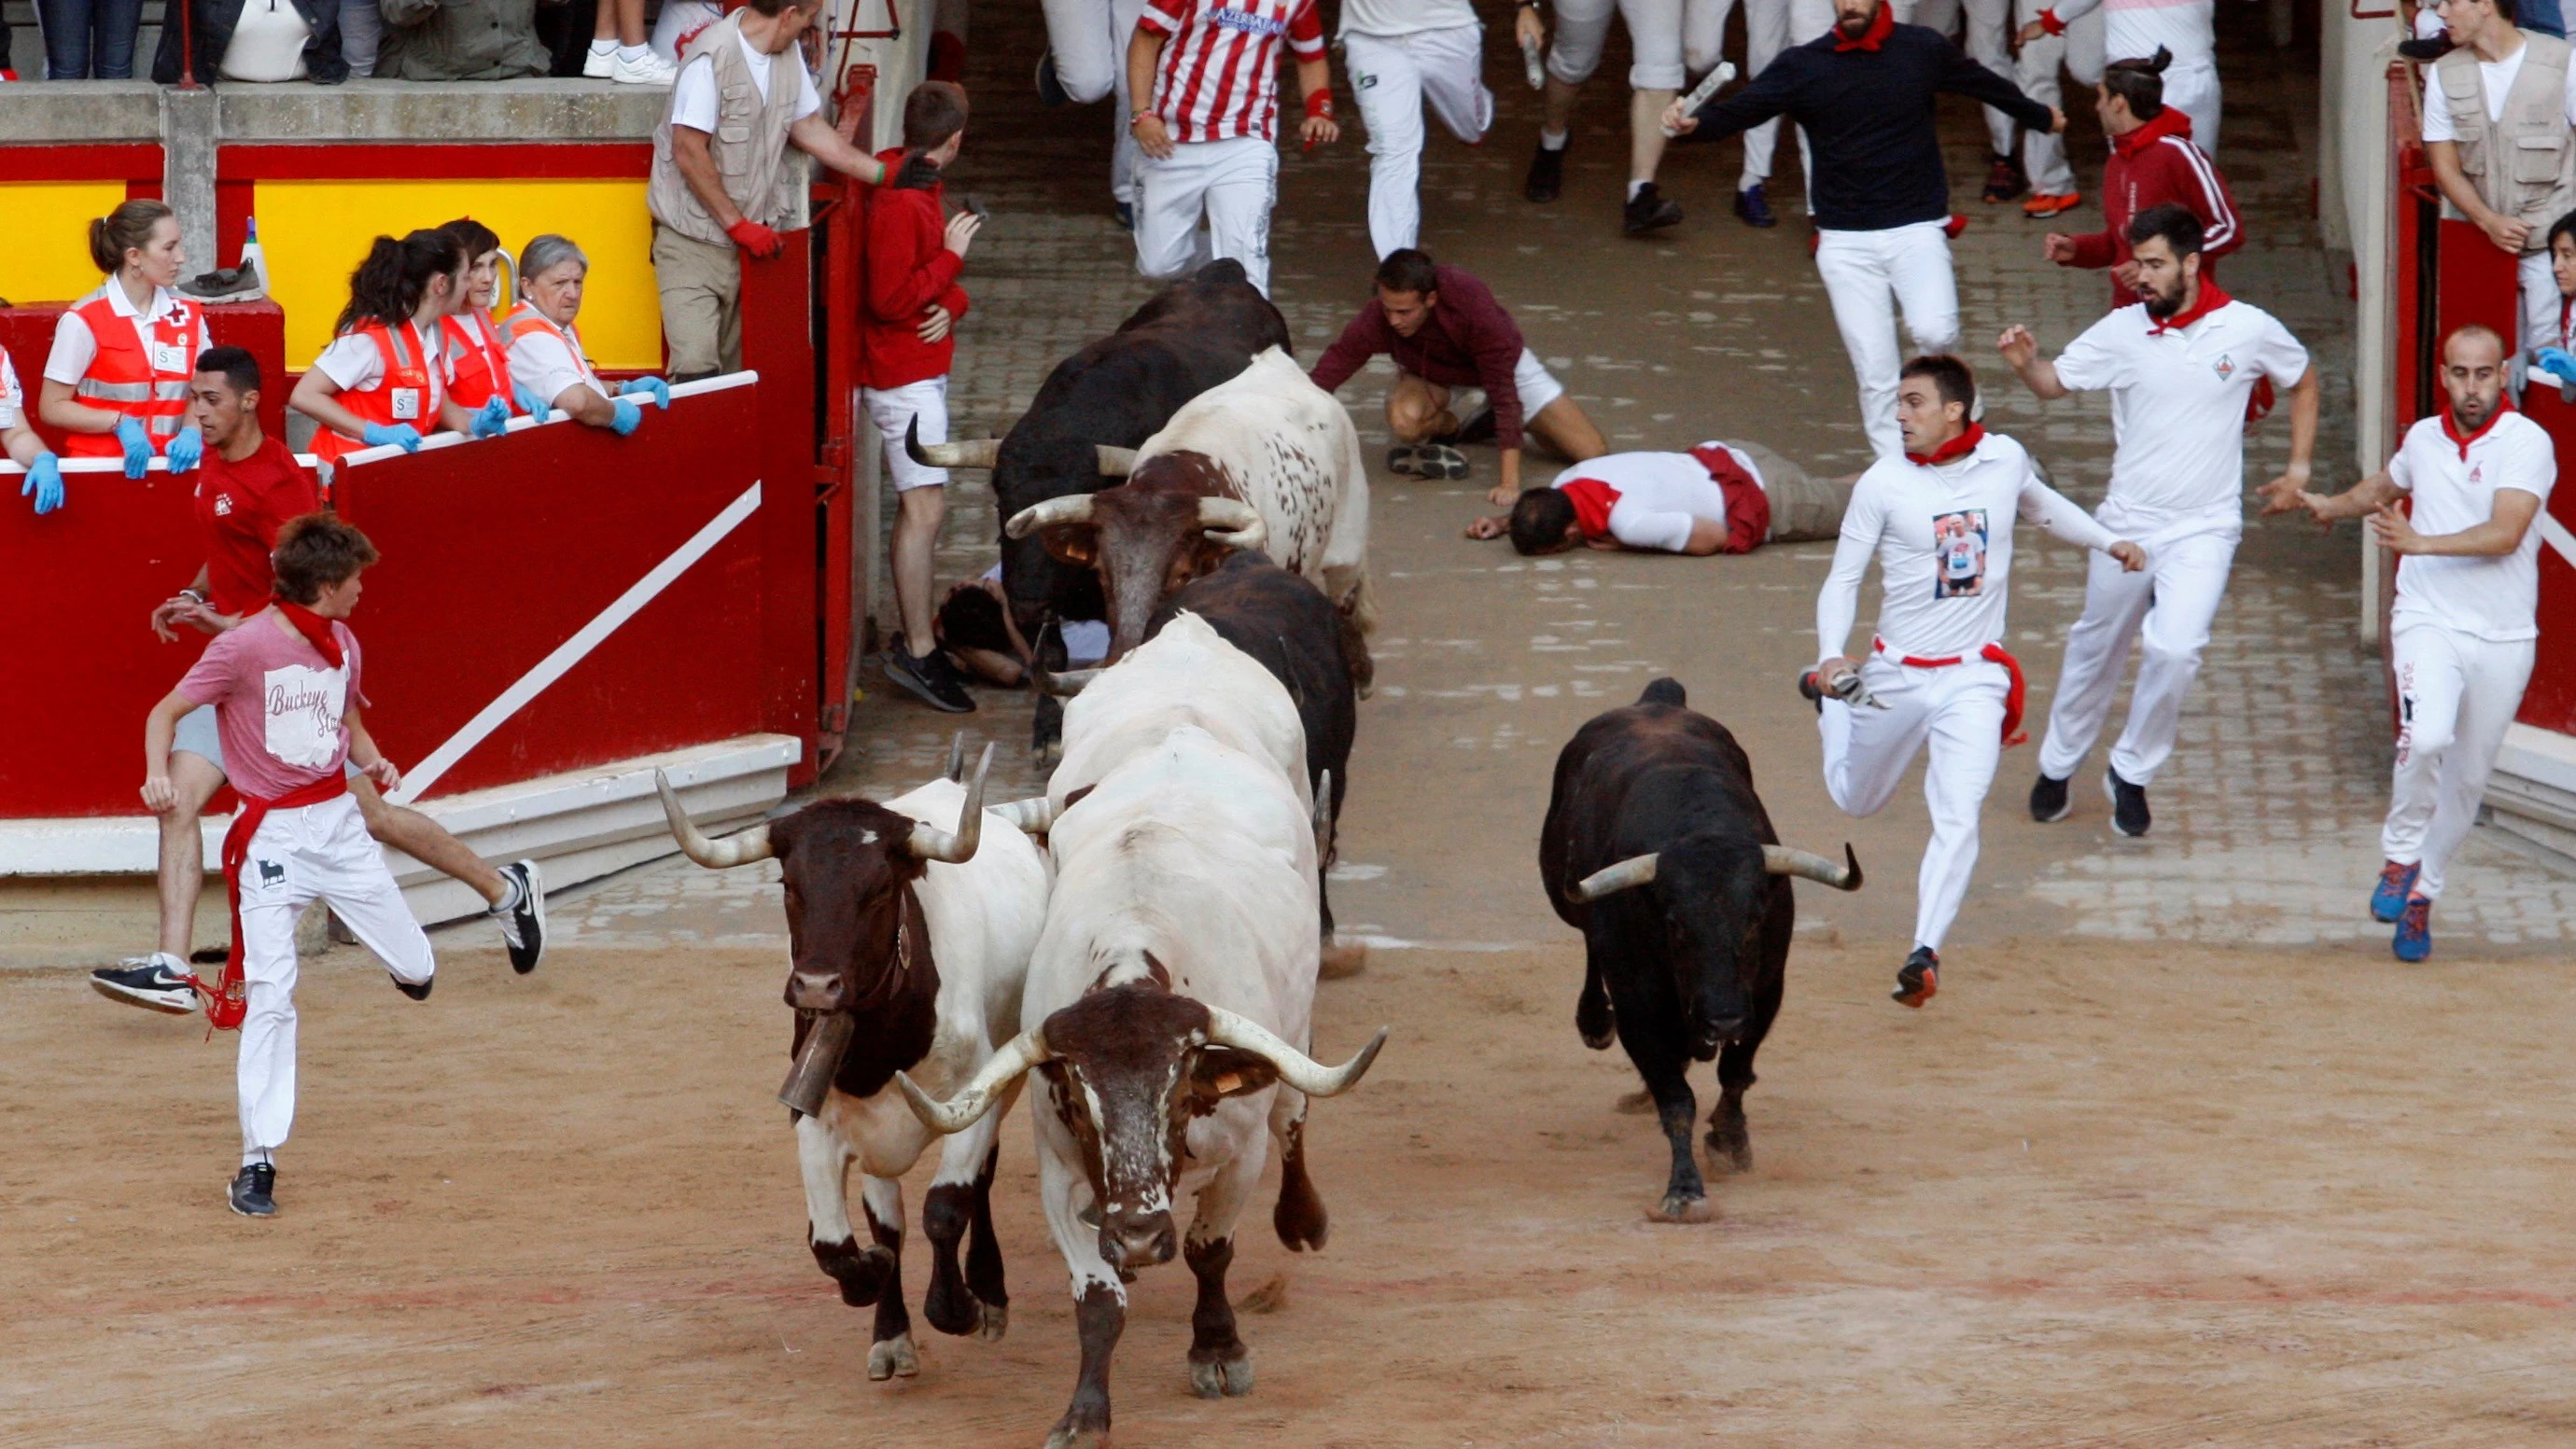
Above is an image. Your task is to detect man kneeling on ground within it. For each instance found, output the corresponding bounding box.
[1465,439,1855,554]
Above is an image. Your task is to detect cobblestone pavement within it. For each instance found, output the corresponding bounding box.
[539,5,2573,956]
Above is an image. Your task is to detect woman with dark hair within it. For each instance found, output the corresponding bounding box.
[434,217,546,420]
[38,200,212,490]
[290,229,501,465]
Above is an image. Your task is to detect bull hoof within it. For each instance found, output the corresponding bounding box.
[1705,1129,1753,1175]
[1614,1089,1656,1116]
[1318,940,1368,980]
[977,1301,1010,1342]
[1044,1422,1109,1449]
[1190,1354,1254,1399]
[815,1239,895,1307]
[924,1277,981,1337]
[867,1331,920,1381]
[1648,1193,1716,1224]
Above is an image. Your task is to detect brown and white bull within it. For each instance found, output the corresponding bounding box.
[652,745,1052,1381]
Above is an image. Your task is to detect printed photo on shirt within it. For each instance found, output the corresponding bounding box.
[1931,509,1988,599]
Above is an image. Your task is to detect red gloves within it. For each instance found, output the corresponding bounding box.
[727,218,783,259]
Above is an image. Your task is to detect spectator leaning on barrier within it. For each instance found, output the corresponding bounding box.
[433,217,548,420]
[2420,0,2576,361]
[38,0,147,77]
[647,0,892,382]
[507,234,674,434]
[40,201,211,495]
[5,346,66,516]
[151,0,351,86]
[375,0,547,79]
[865,81,987,716]
[290,230,492,467]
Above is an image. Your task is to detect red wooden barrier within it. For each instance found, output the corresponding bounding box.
[0,300,290,449]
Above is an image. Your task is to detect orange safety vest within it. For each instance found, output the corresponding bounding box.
[502,309,603,403]
[312,320,441,465]
[441,309,515,412]
[63,288,201,459]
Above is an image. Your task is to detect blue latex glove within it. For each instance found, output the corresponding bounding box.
[163,425,204,473]
[618,376,672,410]
[21,451,63,515]
[609,397,643,436]
[114,415,154,478]
[469,396,511,439]
[361,422,425,453]
[512,382,552,420]
[2538,346,2576,379]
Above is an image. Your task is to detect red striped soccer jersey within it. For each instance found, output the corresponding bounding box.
[1138,0,1325,144]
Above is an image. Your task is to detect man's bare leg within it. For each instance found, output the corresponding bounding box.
[352,776,506,907]
[1528,396,1610,464]
[1541,77,1583,143]
[1386,375,1458,445]
[1629,89,1676,188]
[894,485,947,660]
[155,751,228,957]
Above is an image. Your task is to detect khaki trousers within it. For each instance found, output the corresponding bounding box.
[652,224,743,378]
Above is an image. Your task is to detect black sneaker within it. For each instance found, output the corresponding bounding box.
[1981,151,2028,204]
[887,638,976,714]
[1622,182,1684,235]
[1524,141,1566,203]
[2029,773,2070,823]
[2105,766,2150,837]
[394,974,434,1001]
[230,1163,276,1217]
[492,859,546,974]
[1113,200,1135,230]
[91,954,199,1014]
[1733,183,1778,229]
[1449,407,1497,447]
[1892,947,1939,1009]
[1035,49,1071,105]
[1400,443,1470,481]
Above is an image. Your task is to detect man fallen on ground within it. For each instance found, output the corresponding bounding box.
[1463,439,1855,554]
[932,567,1110,688]
[1309,246,1608,500]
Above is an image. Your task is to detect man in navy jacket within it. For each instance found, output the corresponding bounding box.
[1670,0,2061,459]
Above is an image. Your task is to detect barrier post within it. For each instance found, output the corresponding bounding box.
[743,229,822,785]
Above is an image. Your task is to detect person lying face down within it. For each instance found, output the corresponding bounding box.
[1464,439,1856,555]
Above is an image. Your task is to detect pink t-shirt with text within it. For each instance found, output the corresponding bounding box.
[175,611,363,801]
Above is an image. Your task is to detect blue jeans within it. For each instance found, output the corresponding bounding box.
[40,0,147,76]
[2526,0,2567,35]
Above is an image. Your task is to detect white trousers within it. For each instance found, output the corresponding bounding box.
[1345,24,1495,258]
[2036,519,2237,787]
[862,375,950,493]
[1695,0,1795,186]
[1895,0,2019,156]
[2015,0,2102,195]
[1135,135,1281,297]
[1813,221,1960,459]
[2382,622,2536,900]
[234,793,435,1166]
[1041,0,1153,203]
[1548,0,1689,90]
[2517,249,2558,362]
[1820,654,2009,952]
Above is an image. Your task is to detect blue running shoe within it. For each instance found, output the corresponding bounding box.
[2393,897,2432,962]
[2370,858,2420,923]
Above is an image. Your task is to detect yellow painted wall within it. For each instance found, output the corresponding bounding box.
[0,184,129,306]
[254,178,663,370]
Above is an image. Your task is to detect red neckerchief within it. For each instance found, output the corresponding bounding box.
[1904,422,1984,467]
[1557,477,1620,538]
[2110,107,2192,160]
[2442,395,2513,460]
[2147,278,2233,335]
[1833,2,1894,50]
[274,602,346,669]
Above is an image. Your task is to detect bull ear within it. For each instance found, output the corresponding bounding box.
[1041,526,1097,566]
[1184,1045,1281,1114]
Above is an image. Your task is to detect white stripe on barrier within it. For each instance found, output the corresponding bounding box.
[387,479,765,805]
[330,369,763,470]
[2541,510,2576,571]
[0,453,320,474]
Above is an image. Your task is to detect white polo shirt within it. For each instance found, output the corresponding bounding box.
[509,320,608,408]
[43,280,214,385]
[0,350,23,430]
[2387,408,2556,642]
[1547,446,1755,553]
[2051,296,2310,536]
[1818,430,2120,663]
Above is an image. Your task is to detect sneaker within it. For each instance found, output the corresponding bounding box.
[2393,897,2432,962]
[230,1163,276,1217]
[581,41,614,78]
[1401,443,1469,481]
[609,48,678,85]
[2371,859,2422,923]
[91,954,199,1014]
[886,638,976,714]
[394,974,434,1001]
[1981,152,2028,203]
[2029,773,2071,823]
[1524,141,1566,203]
[1892,947,1939,1009]
[1449,408,1497,447]
[1112,200,1135,231]
[1733,183,1778,229]
[2022,191,2081,218]
[1622,182,1684,235]
[2397,35,2454,60]
[492,859,546,974]
[2104,766,2150,837]
[1036,48,1071,105]
[1387,443,1423,474]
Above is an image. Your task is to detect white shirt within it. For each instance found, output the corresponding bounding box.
[2052,297,2310,536]
[2419,38,2576,143]
[669,31,823,133]
[974,564,1109,664]
[2387,409,2557,642]
[1549,446,1757,553]
[2047,0,2214,68]
[0,350,23,430]
[43,280,214,386]
[315,320,451,419]
[509,319,608,408]
[1817,431,2121,663]
[1338,0,1477,38]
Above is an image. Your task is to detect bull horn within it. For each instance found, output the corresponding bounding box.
[1202,1006,1388,1099]
[1568,853,1658,903]
[892,1028,1050,1134]
[1764,842,1864,892]
[1196,496,1267,550]
[1004,494,1097,540]
[905,415,1001,470]
[653,768,775,869]
[907,743,992,864]
[1095,446,1139,477]
[991,796,1060,835]
[943,731,967,783]
[1311,769,1333,861]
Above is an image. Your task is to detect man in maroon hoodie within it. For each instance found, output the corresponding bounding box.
[862,80,986,714]
[2040,49,2241,309]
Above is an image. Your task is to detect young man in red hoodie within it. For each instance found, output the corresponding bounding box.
[2039,49,2241,309]
[862,80,986,714]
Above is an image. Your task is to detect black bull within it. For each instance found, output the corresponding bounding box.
[1539,677,1860,1221]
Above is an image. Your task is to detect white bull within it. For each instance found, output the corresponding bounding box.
[1044,610,1313,818]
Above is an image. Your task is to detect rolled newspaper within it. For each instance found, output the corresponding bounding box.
[1661,61,1739,135]
[1521,34,1545,89]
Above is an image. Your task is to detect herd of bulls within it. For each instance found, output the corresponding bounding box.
[649,262,1867,1448]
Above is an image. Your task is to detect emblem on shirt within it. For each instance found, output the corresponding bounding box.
[213,493,234,517]
[1211,7,1289,37]
[2471,462,2485,485]
[2212,354,2235,381]
[1932,509,1989,599]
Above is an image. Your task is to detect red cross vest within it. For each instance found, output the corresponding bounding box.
[441,309,516,412]
[64,288,201,459]
[312,320,440,465]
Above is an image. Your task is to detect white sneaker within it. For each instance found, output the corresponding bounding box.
[610,49,678,85]
[581,42,616,78]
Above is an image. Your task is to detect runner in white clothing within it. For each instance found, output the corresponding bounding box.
[1464,439,1857,551]
[1805,355,2145,1008]
[2017,0,2214,212]
[1341,0,1518,257]
[2276,326,2556,963]
[1996,202,2318,836]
